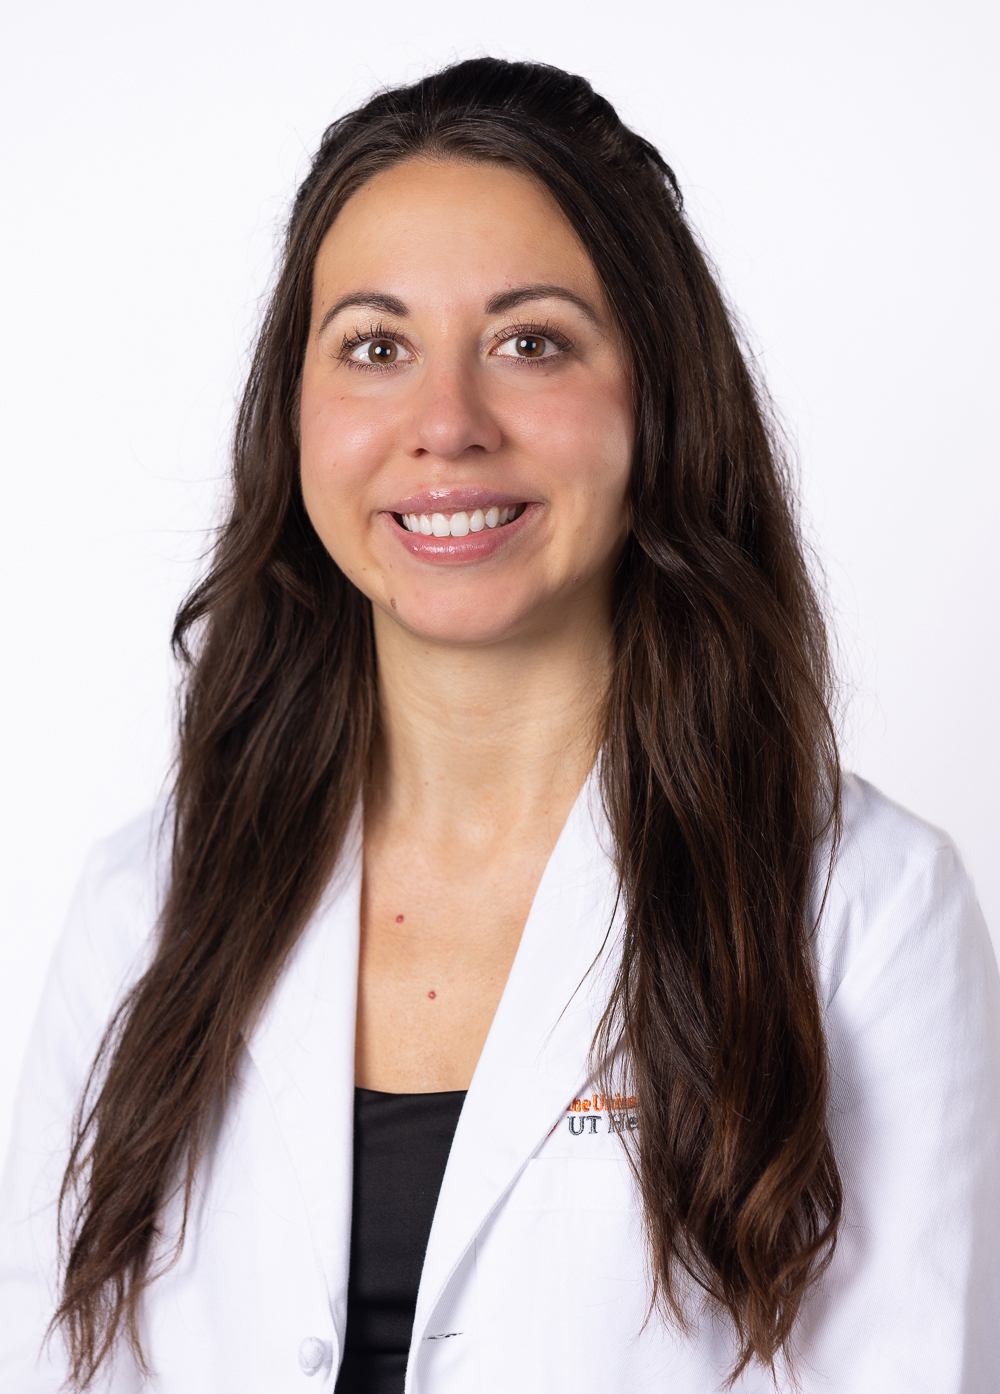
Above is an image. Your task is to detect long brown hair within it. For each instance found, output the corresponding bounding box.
[55,58,841,1387]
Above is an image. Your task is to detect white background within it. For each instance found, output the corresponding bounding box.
[1,0,997,1158]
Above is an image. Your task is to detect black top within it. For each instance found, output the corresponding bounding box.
[334,1087,467,1394]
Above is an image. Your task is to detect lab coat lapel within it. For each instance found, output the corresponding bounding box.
[414,771,622,1335]
[244,813,363,1340]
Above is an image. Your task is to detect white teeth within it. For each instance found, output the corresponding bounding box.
[401,504,519,535]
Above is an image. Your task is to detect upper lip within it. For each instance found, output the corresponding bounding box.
[384,487,535,515]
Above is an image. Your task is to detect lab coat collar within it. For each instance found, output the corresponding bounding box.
[413,769,623,1338]
[243,770,622,1361]
[244,809,364,1353]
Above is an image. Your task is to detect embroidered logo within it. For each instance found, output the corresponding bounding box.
[566,1094,638,1135]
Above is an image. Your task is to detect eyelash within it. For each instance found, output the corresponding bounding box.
[338,322,401,375]
[336,320,573,373]
[491,321,572,362]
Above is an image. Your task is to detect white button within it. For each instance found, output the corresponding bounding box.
[298,1336,332,1376]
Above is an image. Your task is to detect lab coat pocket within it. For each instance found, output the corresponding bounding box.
[505,1154,634,1211]
[473,1154,651,1392]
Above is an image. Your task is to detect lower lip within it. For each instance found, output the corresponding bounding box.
[380,505,538,565]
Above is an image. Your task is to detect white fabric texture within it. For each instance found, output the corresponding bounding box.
[1,773,997,1392]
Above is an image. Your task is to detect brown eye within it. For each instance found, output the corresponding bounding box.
[367,339,398,364]
[494,331,560,362]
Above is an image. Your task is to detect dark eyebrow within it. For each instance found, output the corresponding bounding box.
[317,292,408,336]
[484,283,601,325]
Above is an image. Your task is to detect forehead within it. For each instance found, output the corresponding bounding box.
[312,157,602,308]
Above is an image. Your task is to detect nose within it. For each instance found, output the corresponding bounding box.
[402,357,502,460]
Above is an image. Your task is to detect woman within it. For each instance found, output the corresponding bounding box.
[1,57,997,1394]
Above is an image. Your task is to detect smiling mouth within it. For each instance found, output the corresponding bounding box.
[395,504,526,538]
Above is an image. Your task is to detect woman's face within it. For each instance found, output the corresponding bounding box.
[299,157,633,647]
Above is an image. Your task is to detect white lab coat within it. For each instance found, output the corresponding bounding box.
[1,772,998,1392]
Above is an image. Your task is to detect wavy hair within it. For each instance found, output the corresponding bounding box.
[55,57,841,1387]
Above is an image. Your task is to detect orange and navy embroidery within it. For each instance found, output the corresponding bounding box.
[565,1093,638,1136]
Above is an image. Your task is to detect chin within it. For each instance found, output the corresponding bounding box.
[383,593,536,648]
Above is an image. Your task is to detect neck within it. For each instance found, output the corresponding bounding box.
[368,603,611,848]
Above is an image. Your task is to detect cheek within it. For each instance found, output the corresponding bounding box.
[298,375,391,523]
[521,381,632,522]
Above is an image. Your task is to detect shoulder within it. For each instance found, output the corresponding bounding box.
[2,802,175,1177]
[79,799,172,916]
[811,773,992,1006]
[831,771,963,909]
[45,801,173,1040]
